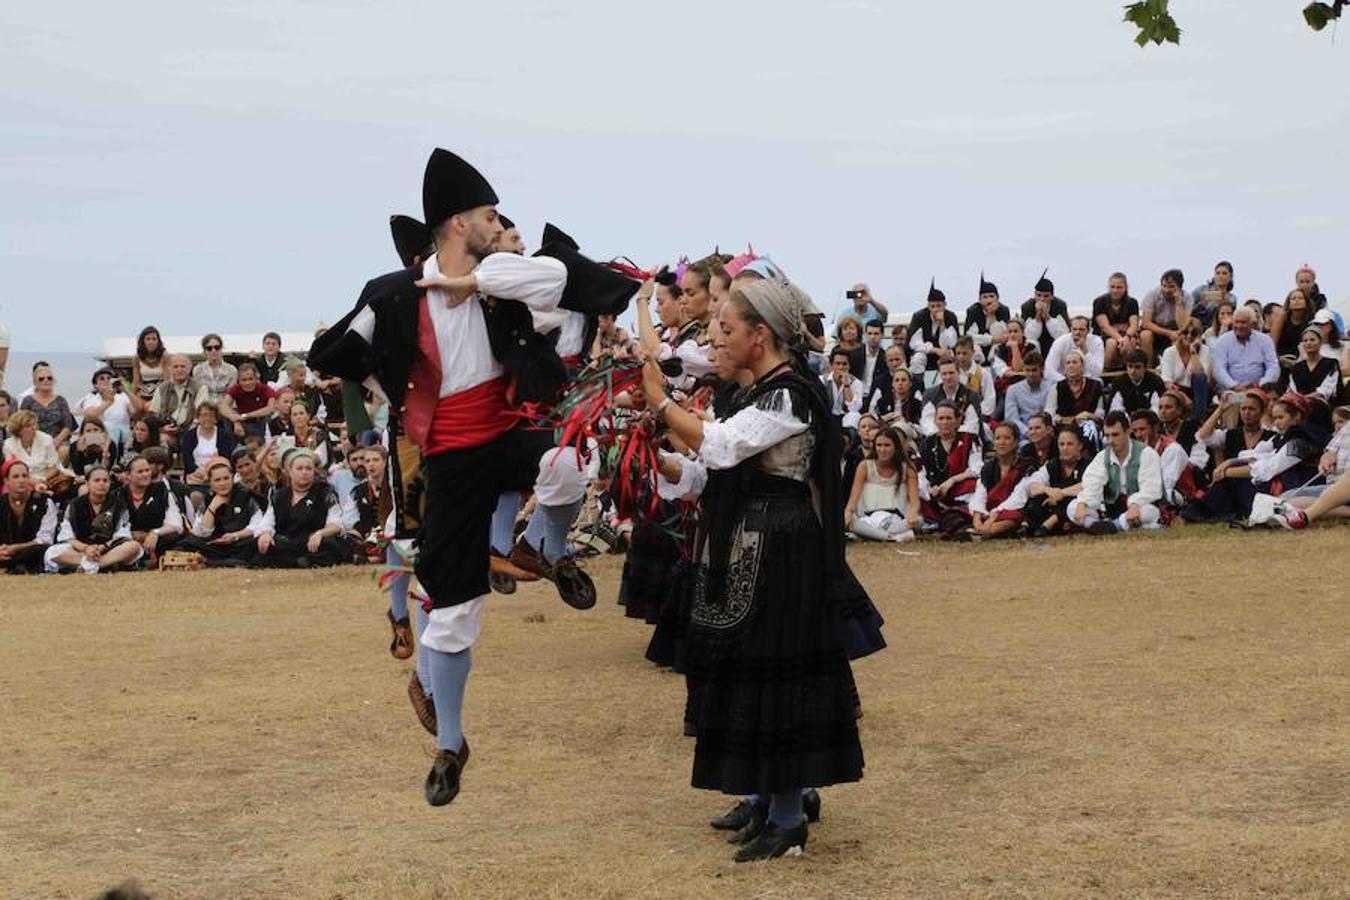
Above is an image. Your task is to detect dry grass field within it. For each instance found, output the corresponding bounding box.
[2,525,1347,899]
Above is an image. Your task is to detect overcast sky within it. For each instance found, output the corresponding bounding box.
[3,0,1348,352]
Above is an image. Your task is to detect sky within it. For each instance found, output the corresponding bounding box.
[2,0,1349,354]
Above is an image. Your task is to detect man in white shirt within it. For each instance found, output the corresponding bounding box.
[1067,411,1164,534]
[822,348,864,429]
[1044,316,1105,383]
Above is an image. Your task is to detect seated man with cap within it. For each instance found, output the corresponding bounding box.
[308,148,636,809]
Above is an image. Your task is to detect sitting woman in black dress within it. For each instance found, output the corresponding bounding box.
[0,459,59,574]
[1281,326,1342,430]
[251,449,349,567]
[640,279,868,863]
[1021,426,1090,536]
[179,461,264,565]
[44,466,144,573]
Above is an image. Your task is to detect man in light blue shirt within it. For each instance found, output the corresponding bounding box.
[1211,306,1280,395]
[835,283,889,328]
[1001,351,1052,432]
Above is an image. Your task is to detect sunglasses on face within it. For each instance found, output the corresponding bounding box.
[37,376,54,382]
[205,344,222,351]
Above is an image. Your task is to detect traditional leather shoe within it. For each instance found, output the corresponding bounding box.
[550,555,596,610]
[733,820,808,863]
[507,538,551,580]
[407,672,436,736]
[726,802,769,845]
[802,789,822,823]
[710,798,757,831]
[489,570,518,595]
[424,737,470,807]
[491,549,539,582]
[388,610,414,660]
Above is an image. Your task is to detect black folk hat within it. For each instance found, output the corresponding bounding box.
[389,215,432,267]
[422,148,499,230]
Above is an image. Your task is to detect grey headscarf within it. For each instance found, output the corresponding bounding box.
[735,279,802,346]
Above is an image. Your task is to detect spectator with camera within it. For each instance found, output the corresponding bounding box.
[192,334,238,406]
[1,458,59,574]
[148,354,207,440]
[838,283,889,328]
[74,367,140,448]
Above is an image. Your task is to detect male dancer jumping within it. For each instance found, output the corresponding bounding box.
[311,148,635,806]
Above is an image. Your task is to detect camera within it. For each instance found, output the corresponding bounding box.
[846,290,863,300]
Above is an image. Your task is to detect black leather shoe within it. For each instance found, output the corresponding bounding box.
[489,570,517,595]
[424,738,470,807]
[802,788,822,823]
[550,555,596,610]
[710,798,756,831]
[727,802,768,845]
[734,820,808,862]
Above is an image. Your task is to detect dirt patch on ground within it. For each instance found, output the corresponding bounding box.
[1,526,1346,898]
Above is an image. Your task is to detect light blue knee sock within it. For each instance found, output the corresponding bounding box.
[414,600,431,694]
[387,546,410,622]
[427,646,471,753]
[491,491,522,556]
[767,790,804,829]
[521,497,583,564]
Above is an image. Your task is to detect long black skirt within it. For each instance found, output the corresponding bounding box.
[618,517,679,624]
[687,501,864,796]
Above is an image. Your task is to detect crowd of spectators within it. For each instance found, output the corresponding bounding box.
[829,263,1349,541]
[1,330,393,574]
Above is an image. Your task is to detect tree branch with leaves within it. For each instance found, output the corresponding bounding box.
[1123,0,1344,46]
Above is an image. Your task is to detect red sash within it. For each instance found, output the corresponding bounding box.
[986,463,1026,509]
[947,435,978,498]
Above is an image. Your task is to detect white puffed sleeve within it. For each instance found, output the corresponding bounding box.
[475,252,566,313]
[656,451,708,501]
[697,388,810,470]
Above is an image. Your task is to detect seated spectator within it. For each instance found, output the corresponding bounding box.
[953,336,996,421]
[251,450,349,568]
[859,321,886,387]
[70,417,114,481]
[232,447,271,511]
[1,459,59,574]
[1203,299,1235,353]
[192,334,238,406]
[1108,349,1166,415]
[143,446,196,532]
[865,344,908,413]
[844,426,920,543]
[0,390,10,445]
[908,286,959,385]
[917,401,980,535]
[1280,406,1350,520]
[131,326,167,403]
[1021,426,1089,536]
[148,354,206,445]
[1022,412,1058,467]
[1157,387,1201,455]
[116,416,162,472]
[117,454,185,562]
[311,367,346,427]
[1067,411,1164,535]
[20,362,76,463]
[1212,306,1281,403]
[1270,288,1315,361]
[832,316,866,378]
[178,461,264,565]
[999,350,1049,434]
[990,319,1035,391]
[1129,409,1199,511]
[838,283,889,328]
[1045,349,1104,442]
[1312,309,1348,377]
[1140,268,1193,363]
[348,445,389,538]
[1093,272,1141,369]
[821,348,865,430]
[1045,316,1105,383]
[1189,261,1237,330]
[920,358,981,436]
[44,466,144,573]
[281,359,320,416]
[1020,271,1071,358]
[1159,320,1211,415]
[963,276,1010,360]
[275,401,332,468]
[1195,390,1273,471]
[1262,301,1283,335]
[267,386,296,437]
[1181,394,1329,524]
[4,409,74,497]
[871,366,922,428]
[221,362,278,440]
[256,332,287,386]
[181,402,239,484]
[840,414,879,510]
[962,422,1034,541]
[75,367,140,446]
[1281,326,1341,418]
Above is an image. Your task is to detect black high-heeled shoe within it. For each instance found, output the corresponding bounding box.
[733,820,808,863]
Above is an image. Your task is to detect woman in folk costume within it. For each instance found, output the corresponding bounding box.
[308,148,636,807]
[917,400,981,534]
[639,279,873,863]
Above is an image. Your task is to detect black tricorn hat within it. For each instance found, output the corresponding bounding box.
[422,148,499,230]
[533,226,638,316]
[927,278,945,305]
[979,271,999,298]
[540,222,580,252]
[498,213,516,231]
[389,215,432,268]
[1034,268,1054,294]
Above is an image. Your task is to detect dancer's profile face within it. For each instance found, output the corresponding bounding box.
[718,302,761,369]
[457,206,504,262]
